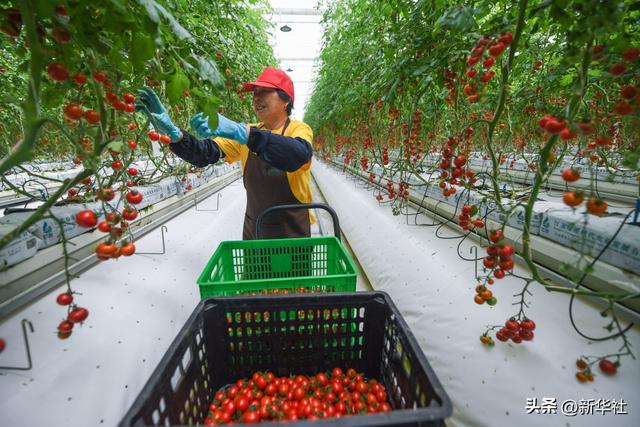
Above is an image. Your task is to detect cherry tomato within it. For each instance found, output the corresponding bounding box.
[56,292,73,305]
[75,210,97,228]
[126,190,143,204]
[68,307,89,323]
[84,110,100,124]
[598,359,617,375]
[586,197,607,216]
[47,63,68,81]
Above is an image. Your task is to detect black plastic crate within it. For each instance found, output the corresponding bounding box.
[120,292,452,427]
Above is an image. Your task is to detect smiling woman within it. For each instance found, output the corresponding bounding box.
[142,67,316,240]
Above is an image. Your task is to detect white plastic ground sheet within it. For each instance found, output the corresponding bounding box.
[0,181,248,426]
[0,162,637,427]
[0,175,354,427]
[311,160,639,427]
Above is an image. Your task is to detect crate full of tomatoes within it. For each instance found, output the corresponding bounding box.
[205,368,392,424]
[120,292,452,427]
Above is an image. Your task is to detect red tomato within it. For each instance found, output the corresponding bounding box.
[111,160,123,170]
[120,243,136,256]
[122,207,138,221]
[255,375,267,390]
[47,63,69,81]
[75,210,97,228]
[292,386,306,401]
[126,190,143,204]
[72,73,87,85]
[96,242,117,256]
[84,109,100,124]
[56,292,74,305]
[68,307,89,323]
[586,197,607,216]
[64,103,83,120]
[355,381,369,393]
[58,320,74,333]
[488,229,503,243]
[235,396,249,412]
[598,359,617,375]
[278,382,290,397]
[520,319,536,331]
[561,168,580,182]
[375,389,387,403]
[563,191,585,207]
[265,383,277,396]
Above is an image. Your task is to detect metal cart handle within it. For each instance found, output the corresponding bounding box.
[256,203,341,241]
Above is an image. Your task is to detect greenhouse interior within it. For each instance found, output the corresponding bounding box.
[0,0,639,426]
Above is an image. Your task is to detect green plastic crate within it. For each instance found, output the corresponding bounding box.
[197,236,357,297]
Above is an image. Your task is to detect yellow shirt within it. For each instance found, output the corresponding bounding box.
[214,120,315,222]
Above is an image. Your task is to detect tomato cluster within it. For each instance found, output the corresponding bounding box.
[437,128,477,197]
[574,357,618,383]
[458,204,484,231]
[54,290,89,339]
[464,33,511,103]
[148,130,172,145]
[495,318,535,344]
[560,166,609,216]
[204,368,392,425]
[485,231,514,278]
[74,210,137,260]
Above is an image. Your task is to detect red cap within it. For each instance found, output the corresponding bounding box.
[241,67,295,103]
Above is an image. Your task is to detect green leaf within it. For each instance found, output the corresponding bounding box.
[41,86,66,109]
[193,54,224,90]
[107,140,124,153]
[167,71,190,104]
[35,0,56,18]
[559,74,574,87]
[200,96,221,129]
[130,32,155,71]
[108,48,131,74]
[190,88,205,98]
[138,0,193,41]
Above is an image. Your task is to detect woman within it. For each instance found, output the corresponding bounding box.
[136,67,314,240]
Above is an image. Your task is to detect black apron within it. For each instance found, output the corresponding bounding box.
[242,119,311,240]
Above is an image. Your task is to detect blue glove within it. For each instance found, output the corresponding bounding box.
[190,112,248,144]
[134,87,182,142]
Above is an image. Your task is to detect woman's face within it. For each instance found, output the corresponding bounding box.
[253,87,288,123]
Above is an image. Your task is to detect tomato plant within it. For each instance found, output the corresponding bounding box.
[0,0,277,345]
[306,0,639,379]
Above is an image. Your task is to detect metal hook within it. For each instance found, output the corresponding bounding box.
[195,193,222,212]
[0,319,34,371]
[135,225,168,255]
[471,246,479,280]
